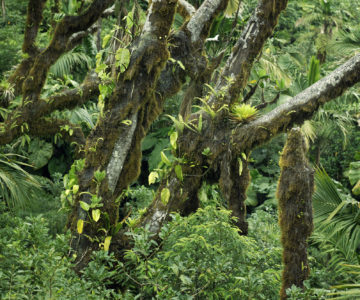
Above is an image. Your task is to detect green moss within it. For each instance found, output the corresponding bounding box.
[277,128,314,299]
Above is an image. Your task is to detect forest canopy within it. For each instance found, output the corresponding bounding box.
[1,0,360,299]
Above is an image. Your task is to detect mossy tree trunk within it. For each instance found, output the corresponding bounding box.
[277,128,314,299]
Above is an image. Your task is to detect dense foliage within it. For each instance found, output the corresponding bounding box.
[1,0,360,298]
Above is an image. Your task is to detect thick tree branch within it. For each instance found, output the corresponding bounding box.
[40,72,100,115]
[23,0,47,56]
[0,116,85,149]
[209,0,288,107]
[177,0,196,19]
[0,72,99,146]
[22,0,115,102]
[71,0,179,270]
[66,24,100,52]
[234,53,360,152]
[29,118,86,149]
[186,0,228,43]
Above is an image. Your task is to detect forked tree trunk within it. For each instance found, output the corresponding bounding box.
[277,128,314,299]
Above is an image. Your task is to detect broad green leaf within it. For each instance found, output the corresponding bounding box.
[180,274,192,285]
[170,131,178,149]
[104,236,112,251]
[148,171,159,185]
[126,11,134,29]
[115,48,131,73]
[347,161,360,185]
[161,151,172,166]
[175,165,183,181]
[141,136,157,151]
[171,264,179,276]
[28,138,53,169]
[161,188,170,205]
[77,219,84,234]
[79,201,90,211]
[92,209,101,222]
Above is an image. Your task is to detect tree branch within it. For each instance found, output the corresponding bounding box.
[22,0,115,102]
[234,53,360,152]
[177,0,196,19]
[186,0,228,43]
[209,0,288,107]
[23,0,47,56]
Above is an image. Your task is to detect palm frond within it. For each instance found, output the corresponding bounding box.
[259,52,292,88]
[0,153,41,210]
[313,169,360,268]
[329,26,360,56]
[50,49,93,78]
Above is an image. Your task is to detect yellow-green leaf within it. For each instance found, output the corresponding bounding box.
[175,165,183,181]
[161,188,170,205]
[72,184,79,194]
[79,201,90,211]
[104,236,112,251]
[238,158,243,176]
[121,119,132,126]
[148,171,159,185]
[161,151,171,166]
[352,180,360,196]
[92,209,101,222]
[115,48,131,73]
[102,34,111,48]
[170,131,178,149]
[77,219,84,234]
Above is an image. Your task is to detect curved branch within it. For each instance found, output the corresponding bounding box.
[234,53,360,152]
[66,24,100,52]
[177,0,196,19]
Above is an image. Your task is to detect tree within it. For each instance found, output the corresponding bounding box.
[277,128,314,299]
[1,0,360,274]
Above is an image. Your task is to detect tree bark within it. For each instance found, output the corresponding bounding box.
[277,128,314,299]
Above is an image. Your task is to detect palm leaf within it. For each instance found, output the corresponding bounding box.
[0,153,41,210]
[312,169,360,268]
[50,49,93,78]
